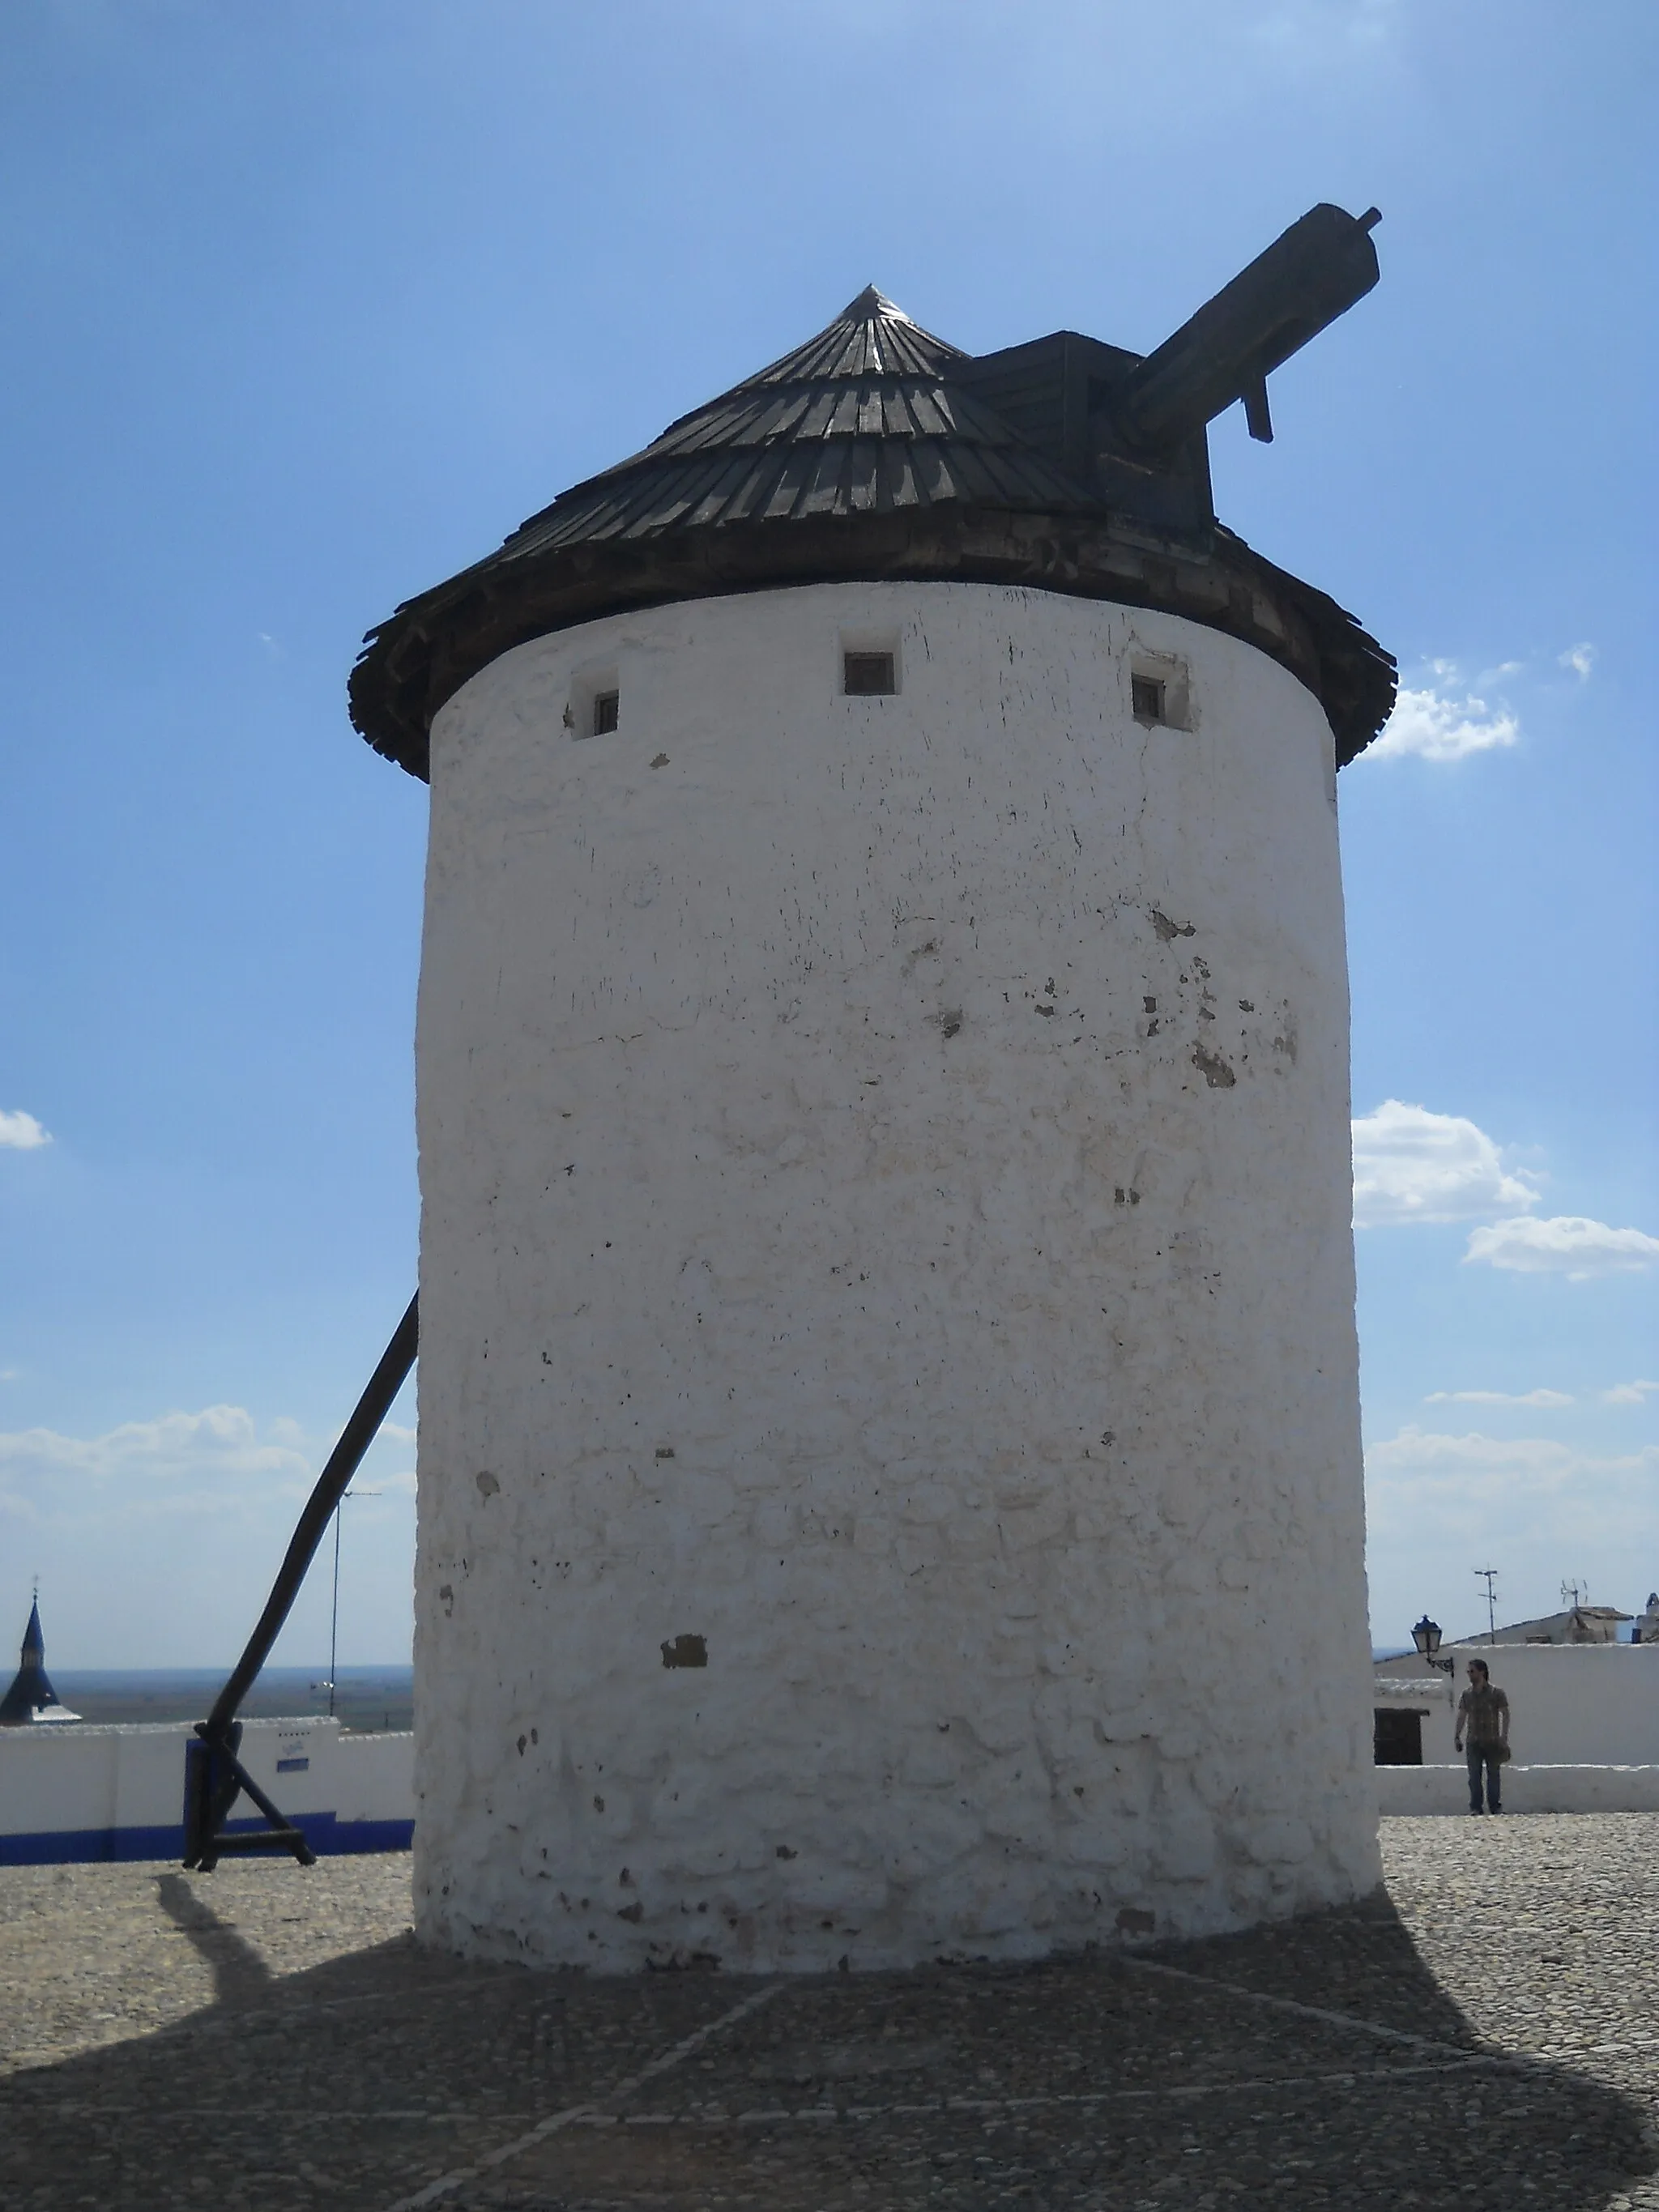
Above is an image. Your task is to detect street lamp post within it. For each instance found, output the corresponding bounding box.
[1411,1615,1455,1674]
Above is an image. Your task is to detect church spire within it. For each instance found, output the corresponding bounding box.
[0,1588,70,1725]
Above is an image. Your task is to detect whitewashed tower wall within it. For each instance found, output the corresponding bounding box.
[412,578,1380,1971]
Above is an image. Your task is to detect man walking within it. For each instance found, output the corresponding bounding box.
[1454,1657,1510,1814]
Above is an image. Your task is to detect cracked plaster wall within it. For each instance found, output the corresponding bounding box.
[413,580,1380,1971]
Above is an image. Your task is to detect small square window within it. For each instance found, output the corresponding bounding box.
[1131,675,1166,724]
[591,689,620,736]
[843,651,896,697]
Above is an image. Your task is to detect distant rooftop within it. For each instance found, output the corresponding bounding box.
[1470,1605,1634,1647]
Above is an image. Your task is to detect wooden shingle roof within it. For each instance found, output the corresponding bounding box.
[349,288,1394,778]
[482,289,1099,564]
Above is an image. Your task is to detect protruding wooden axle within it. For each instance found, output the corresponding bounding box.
[1112,202,1381,454]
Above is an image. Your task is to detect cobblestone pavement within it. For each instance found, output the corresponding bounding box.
[3,1817,1657,2210]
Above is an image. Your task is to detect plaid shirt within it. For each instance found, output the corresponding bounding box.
[1457,1683,1509,1745]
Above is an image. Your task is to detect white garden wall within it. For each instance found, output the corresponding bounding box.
[413,580,1379,1971]
[0,1719,412,1862]
[1380,1643,1659,1772]
[1377,1764,1659,1816]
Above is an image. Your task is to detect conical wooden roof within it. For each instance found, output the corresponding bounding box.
[348,288,1394,779]
[489,288,1095,563]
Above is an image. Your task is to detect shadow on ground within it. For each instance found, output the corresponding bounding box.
[2,1875,1652,2211]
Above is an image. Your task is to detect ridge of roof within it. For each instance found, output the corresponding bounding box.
[741,284,966,386]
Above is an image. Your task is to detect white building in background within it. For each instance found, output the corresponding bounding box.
[1465,1603,1631,1647]
[349,215,1399,1970]
[1372,1643,1659,1813]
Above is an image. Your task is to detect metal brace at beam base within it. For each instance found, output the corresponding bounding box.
[182,1721,317,1869]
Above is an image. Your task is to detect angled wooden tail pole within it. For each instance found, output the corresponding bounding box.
[182,1294,419,1871]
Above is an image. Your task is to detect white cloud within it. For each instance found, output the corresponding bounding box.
[1425,1388,1573,1408]
[0,1110,51,1151]
[1353,1103,1655,1281]
[0,1404,313,1504]
[1367,1427,1659,1554]
[1464,1215,1659,1281]
[1369,1425,1653,1478]
[1366,1426,1659,1647]
[1369,681,1519,763]
[0,1405,416,1669]
[1605,1380,1659,1407]
[1352,1101,1540,1228]
[1248,0,1400,52]
[1558,642,1596,680]
[1368,1426,1659,1544]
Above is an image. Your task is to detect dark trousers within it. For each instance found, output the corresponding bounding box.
[1466,1744,1503,1812]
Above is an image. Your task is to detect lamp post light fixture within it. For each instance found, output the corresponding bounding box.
[1412,1615,1455,1673]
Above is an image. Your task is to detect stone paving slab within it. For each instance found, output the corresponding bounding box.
[2,1817,1657,2209]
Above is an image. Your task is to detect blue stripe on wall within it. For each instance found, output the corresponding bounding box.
[0,1812,412,1866]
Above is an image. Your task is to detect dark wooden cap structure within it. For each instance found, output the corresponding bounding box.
[349,209,1395,782]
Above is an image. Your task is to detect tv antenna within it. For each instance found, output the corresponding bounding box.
[320,1489,382,1720]
[1473,1566,1499,1644]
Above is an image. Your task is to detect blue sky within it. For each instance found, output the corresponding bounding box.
[1,1,1653,1669]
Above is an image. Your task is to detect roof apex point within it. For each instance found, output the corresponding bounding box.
[842,283,906,321]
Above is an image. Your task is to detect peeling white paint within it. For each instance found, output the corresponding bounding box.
[412,581,1378,1971]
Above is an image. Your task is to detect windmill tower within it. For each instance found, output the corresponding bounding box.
[351,207,1394,1969]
